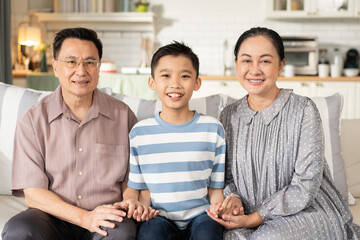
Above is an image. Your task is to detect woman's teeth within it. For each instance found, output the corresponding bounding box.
[249,79,263,83]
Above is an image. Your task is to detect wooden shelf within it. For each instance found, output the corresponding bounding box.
[33,12,155,32]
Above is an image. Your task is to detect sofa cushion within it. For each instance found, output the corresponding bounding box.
[311,93,351,202]
[0,83,51,195]
[341,119,360,198]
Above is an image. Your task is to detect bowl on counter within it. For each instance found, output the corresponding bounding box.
[343,68,359,77]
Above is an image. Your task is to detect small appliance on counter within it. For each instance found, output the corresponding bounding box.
[343,49,359,77]
[282,36,318,75]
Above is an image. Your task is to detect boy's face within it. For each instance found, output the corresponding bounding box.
[148,55,201,114]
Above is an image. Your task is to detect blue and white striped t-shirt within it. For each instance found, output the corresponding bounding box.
[127,111,225,229]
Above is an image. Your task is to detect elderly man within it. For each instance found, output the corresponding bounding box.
[2,27,138,239]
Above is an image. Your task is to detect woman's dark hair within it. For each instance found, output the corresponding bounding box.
[151,41,199,78]
[234,27,284,62]
[52,27,103,60]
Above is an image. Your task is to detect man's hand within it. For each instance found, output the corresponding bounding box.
[82,204,127,236]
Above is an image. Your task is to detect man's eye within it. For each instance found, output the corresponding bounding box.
[85,61,96,66]
[66,60,77,64]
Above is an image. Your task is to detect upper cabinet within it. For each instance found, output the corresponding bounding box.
[266,0,356,19]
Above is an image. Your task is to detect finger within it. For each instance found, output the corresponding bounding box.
[141,207,149,222]
[221,195,232,211]
[153,210,159,218]
[99,220,116,229]
[206,209,230,227]
[136,205,144,222]
[127,203,136,218]
[95,227,108,237]
[148,208,156,219]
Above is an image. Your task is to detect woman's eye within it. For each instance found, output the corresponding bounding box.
[241,59,251,63]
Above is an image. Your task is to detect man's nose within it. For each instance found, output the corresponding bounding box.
[75,61,87,74]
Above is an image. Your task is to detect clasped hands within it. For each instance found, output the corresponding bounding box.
[84,199,158,236]
[206,193,263,230]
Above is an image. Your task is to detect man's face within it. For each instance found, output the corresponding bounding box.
[52,38,101,101]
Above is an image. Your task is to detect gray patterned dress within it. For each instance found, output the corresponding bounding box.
[220,89,357,240]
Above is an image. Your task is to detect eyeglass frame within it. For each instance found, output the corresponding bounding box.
[54,58,101,69]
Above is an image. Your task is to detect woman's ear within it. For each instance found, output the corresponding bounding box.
[278,59,285,76]
[148,76,156,90]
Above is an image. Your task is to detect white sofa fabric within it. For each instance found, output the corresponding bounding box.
[0,83,359,235]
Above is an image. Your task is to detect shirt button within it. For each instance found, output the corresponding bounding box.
[79,148,83,152]
[78,195,82,200]
[79,171,83,176]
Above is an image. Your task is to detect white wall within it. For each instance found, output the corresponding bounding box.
[11,0,360,75]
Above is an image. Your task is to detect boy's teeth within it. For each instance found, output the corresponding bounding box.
[168,93,181,97]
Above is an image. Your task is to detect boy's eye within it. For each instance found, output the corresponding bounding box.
[181,75,190,78]
[161,74,170,78]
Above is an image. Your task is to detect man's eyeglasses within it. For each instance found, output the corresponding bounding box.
[55,58,100,69]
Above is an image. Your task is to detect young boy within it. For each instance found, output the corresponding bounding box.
[126,42,226,239]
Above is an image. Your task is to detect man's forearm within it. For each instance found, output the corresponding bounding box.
[24,188,89,229]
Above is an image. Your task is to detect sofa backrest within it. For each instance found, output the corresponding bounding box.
[0,82,353,203]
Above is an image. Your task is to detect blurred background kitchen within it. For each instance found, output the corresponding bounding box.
[6,0,360,118]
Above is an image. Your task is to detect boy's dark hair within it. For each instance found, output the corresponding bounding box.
[151,41,200,78]
[53,27,103,60]
[234,27,284,63]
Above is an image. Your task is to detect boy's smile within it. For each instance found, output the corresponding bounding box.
[148,55,201,123]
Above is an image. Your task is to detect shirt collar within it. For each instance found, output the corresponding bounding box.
[47,87,114,124]
[238,89,293,125]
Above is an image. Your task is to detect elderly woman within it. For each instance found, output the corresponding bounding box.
[206,27,357,239]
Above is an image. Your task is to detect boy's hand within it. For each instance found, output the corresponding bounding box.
[219,193,244,218]
[114,200,159,222]
[209,201,223,218]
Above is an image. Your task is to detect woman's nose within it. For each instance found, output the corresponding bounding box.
[249,63,260,74]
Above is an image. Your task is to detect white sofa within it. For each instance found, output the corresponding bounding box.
[0,83,359,237]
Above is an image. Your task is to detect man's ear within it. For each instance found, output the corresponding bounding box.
[148,76,156,90]
[52,59,59,78]
[193,77,202,91]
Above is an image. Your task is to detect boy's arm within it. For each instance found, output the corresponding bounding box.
[209,188,225,204]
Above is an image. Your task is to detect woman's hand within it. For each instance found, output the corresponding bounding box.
[206,209,263,230]
[217,193,244,218]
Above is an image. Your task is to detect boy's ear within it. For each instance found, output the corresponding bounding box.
[193,77,202,91]
[148,76,156,90]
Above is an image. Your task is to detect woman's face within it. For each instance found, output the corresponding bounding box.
[235,35,284,98]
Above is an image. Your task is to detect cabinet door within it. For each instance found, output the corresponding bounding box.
[193,80,247,99]
[267,0,356,18]
[356,82,360,118]
[277,81,312,96]
[310,0,355,17]
[267,0,309,18]
[311,81,357,119]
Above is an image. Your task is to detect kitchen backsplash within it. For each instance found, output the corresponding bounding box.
[11,0,360,75]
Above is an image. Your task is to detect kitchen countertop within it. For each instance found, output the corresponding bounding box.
[12,71,360,81]
[200,75,360,81]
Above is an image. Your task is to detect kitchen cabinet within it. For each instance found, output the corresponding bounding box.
[277,81,358,119]
[192,80,247,99]
[196,78,360,119]
[266,0,355,19]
